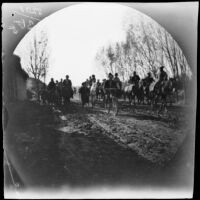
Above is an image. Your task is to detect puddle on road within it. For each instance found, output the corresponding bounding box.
[57,126,75,133]
[56,125,88,136]
[59,115,67,121]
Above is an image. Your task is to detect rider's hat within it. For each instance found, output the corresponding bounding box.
[108,73,113,77]
[160,66,164,69]
[115,73,118,76]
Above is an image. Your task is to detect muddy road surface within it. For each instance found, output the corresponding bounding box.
[4,97,195,190]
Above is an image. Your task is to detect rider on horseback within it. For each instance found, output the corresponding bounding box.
[55,80,59,88]
[144,72,154,86]
[158,66,168,84]
[128,76,132,84]
[130,71,140,86]
[104,73,119,114]
[114,73,122,90]
[89,75,96,87]
[143,72,154,102]
[63,75,72,87]
[63,75,73,98]
[47,78,56,104]
[48,78,56,91]
[79,82,90,107]
[92,75,96,83]
[97,79,101,87]
[104,73,118,96]
[104,73,117,89]
[58,78,63,90]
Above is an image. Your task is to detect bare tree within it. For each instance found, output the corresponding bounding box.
[95,14,192,82]
[26,30,49,99]
[27,31,49,81]
[96,46,112,76]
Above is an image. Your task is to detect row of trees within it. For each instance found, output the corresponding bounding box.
[95,15,191,82]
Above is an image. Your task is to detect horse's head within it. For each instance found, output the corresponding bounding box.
[90,82,97,91]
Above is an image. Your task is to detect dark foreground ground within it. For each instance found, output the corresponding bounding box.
[4,98,195,193]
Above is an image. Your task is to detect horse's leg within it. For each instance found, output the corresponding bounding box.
[142,95,144,105]
[137,93,140,105]
[129,94,132,105]
[105,97,110,113]
[170,93,173,106]
[91,95,93,108]
[163,95,168,113]
[104,96,106,109]
[133,95,136,105]
[152,94,157,112]
[92,95,95,109]
[176,90,179,103]
[141,93,144,105]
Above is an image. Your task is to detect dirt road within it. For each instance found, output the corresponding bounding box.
[4,96,195,190]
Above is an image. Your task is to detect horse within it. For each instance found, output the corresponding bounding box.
[151,78,176,112]
[99,86,106,100]
[95,84,102,100]
[62,85,72,105]
[137,79,146,105]
[123,81,140,105]
[47,89,55,105]
[79,86,90,107]
[54,87,62,105]
[90,82,98,108]
[144,79,158,105]
[123,84,134,103]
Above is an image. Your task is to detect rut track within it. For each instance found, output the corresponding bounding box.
[52,100,190,165]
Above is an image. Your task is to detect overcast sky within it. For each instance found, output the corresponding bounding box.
[14,2,197,86]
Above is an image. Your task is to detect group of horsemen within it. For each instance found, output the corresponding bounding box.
[40,75,74,105]
[41,65,184,107]
[78,66,170,107]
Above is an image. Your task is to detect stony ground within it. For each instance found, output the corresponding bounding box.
[4,96,195,191]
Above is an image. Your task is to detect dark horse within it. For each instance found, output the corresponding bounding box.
[62,85,72,105]
[151,78,176,112]
[171,77,186,103]
[123,81,144,105]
